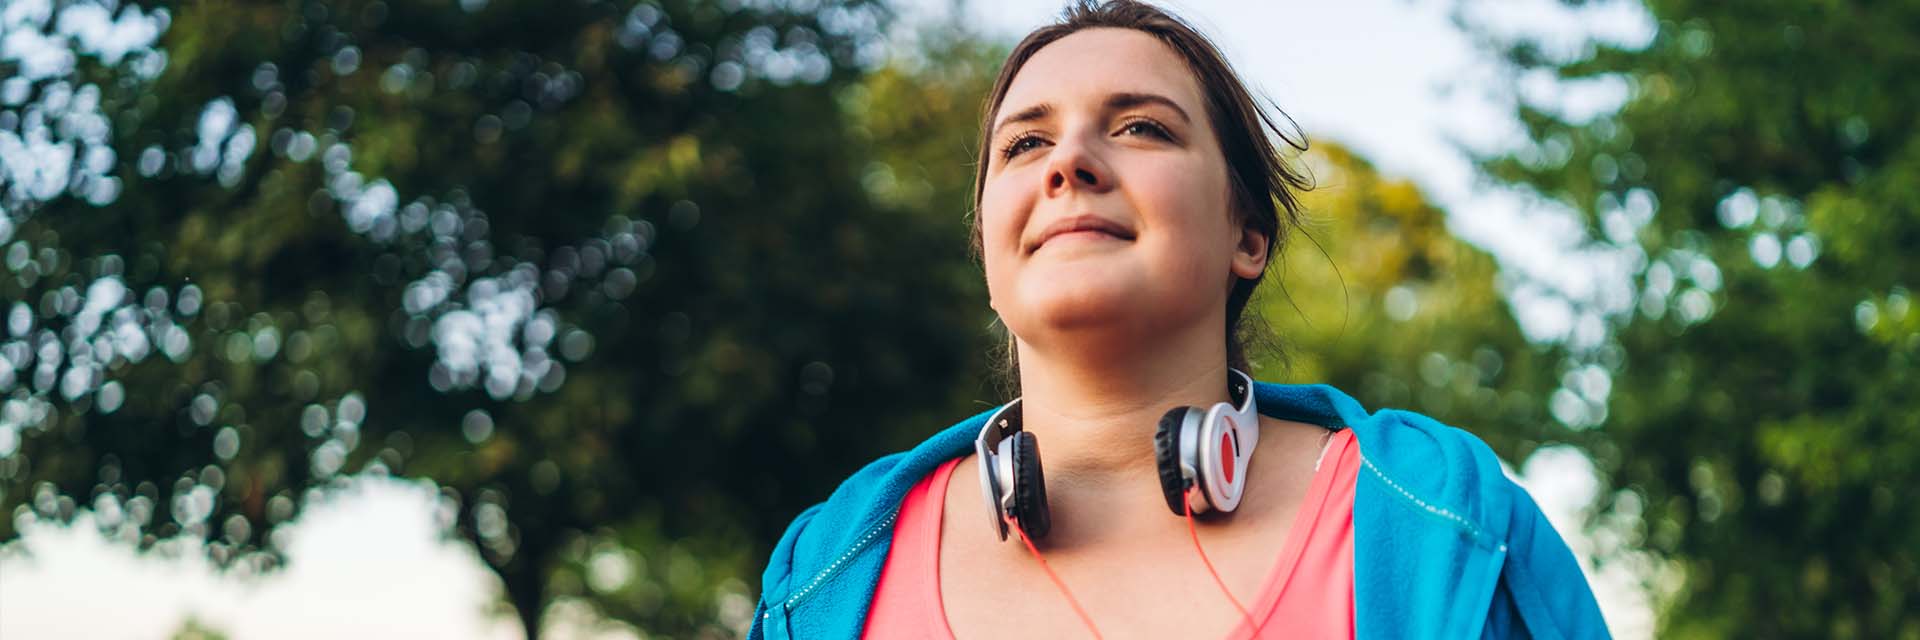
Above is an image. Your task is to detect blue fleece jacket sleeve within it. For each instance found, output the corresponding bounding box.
[752,502,825,640]
[1500,479,1611,639]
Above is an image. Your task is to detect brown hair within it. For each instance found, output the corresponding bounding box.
[971,0,1312,388]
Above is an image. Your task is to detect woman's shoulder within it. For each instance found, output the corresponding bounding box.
[758,407,989,612]
[1355,406,1513,492]
[1343,404,1607,637]
[1257,382,1531,542]
[1352,401,1602,600]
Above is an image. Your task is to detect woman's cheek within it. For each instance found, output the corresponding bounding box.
[979,185,1026,250]
[1141,231,1229,314]
[977,205,1023,306]
[982,246,1014,308]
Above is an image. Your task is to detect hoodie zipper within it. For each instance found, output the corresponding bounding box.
[779,506,902,612]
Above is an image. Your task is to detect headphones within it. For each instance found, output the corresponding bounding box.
[973,369,1261,541]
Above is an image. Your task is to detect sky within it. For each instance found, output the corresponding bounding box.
[1,1,1661,638]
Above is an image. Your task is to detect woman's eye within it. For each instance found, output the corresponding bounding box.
[1001,135,1047,159]
[1120,120,1170,139]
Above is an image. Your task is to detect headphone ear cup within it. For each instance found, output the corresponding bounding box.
[1009,431,1052,539]
[1154,407,1193,516]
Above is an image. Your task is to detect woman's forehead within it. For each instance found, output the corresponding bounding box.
[999,28,1205,121]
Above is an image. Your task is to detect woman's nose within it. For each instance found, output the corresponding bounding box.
[1043,138,1114,198]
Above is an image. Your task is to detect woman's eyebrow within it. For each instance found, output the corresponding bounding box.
[993,102,1053,137]
[1105,92,1190,124]
[990,92,1190,137]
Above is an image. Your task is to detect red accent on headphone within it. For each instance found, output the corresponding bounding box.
[1221,431,1236,484]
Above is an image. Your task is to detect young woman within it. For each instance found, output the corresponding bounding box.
[752,1,1609,638]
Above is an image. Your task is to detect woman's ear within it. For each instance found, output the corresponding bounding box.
[1230,223,1270,280]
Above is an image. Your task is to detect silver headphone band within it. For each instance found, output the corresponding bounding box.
[975,399,1022,541]
[1177,406,1209,515]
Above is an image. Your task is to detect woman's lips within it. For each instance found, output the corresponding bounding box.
[1028,215,1136,253]
[1039,229,1127,250]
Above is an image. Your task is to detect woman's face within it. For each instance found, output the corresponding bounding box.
[980,28,1266,353]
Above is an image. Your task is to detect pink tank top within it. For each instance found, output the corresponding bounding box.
[862,429,1361,639]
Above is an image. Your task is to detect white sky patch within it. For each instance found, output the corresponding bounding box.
[52,2,166,66]
[430,269,555,400]
[0,479,524,640]
[190,98,237,173]
[1,0,167,81]
[3,2,164,211]
[0,125,75,202]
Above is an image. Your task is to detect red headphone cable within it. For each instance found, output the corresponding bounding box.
[1004,493,1265,640]
[1009,514,1105,639]
[1186,486,1262,637]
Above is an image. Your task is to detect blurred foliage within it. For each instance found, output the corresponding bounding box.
[1463,0,1920,636]
[1260,143,1561,464]
[0,0,1003,637]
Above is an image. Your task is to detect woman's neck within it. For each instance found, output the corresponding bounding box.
[1009,327,1236,495]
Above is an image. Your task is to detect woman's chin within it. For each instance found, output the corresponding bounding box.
[1015,280,1143,331]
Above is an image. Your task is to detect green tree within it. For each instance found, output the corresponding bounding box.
[544,27,1011,632]
[1463,0,1920,636]
[0,1,1001,636]
[1257,143,1560,464]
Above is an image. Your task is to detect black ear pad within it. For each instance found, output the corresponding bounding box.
[1153,407,1193,516]
[1009,431,1052,539]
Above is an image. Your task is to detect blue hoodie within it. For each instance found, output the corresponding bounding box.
[752,381,1610,639]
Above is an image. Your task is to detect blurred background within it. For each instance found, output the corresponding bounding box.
[0,0,1912,638]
